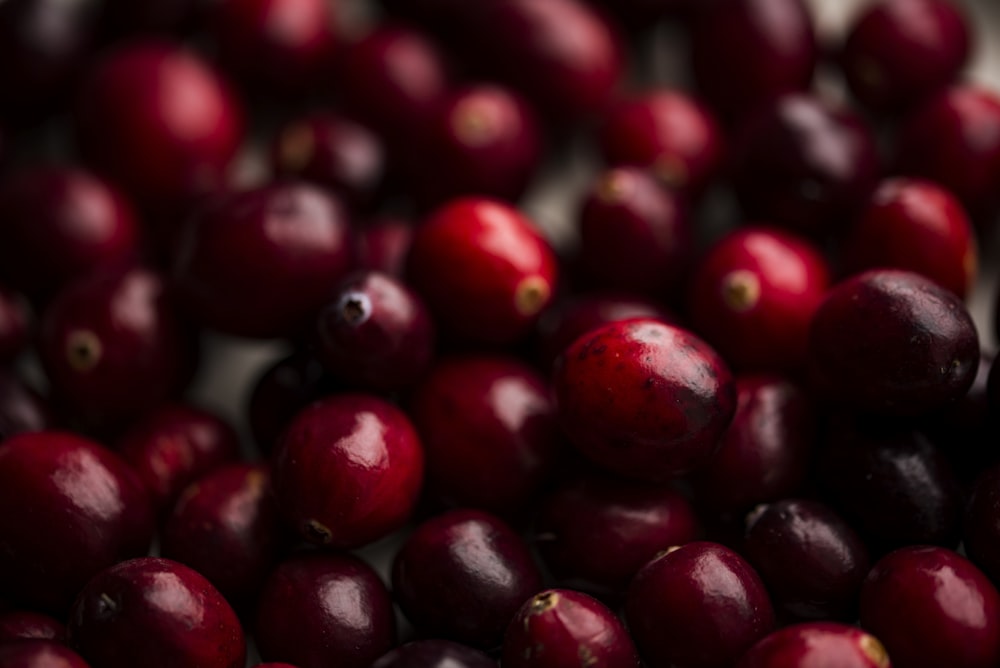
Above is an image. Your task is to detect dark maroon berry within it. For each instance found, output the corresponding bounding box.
[534,472,699,594]
[172,183,355,339]
[0,287,29,364]
[356,217,413,279]
[738,623,890,668]
[626,541,775,668]
[0,371,51,443]
[554,318,736,481]
[245,353,335,454]
[860,546,1000,668]
[372,640,495,668]
[314,272,435,392]
[965,464,1000,585]
[273,394,424,548]
[808,269,979,416]
[840,0,971,115]
[69,557,245,668]
[255,553,396,668]
[0,431,153,613]
[392,509,543,649]
[0,610,67,643]
[502,589,639,668]
[0,640,90,668]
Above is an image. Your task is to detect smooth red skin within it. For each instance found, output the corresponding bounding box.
[255,553,396,668]
[116,403,240,515]
[392,509,544,649]
[0,371,51,443]
[269,113,385,213]
[407,198,558,345]
[694,376,814,514]
[273,394,424,548]
[841,0,970,115]
[732,94,881,238]
[743,499,870,621]
[409,356,561,515]
[896,87,1000,221]
[246,353,337,454]
[0,432,153,613]
[808,269,979,416]
[75,41,244,207]
[314,271,435,392]
[357,217,413,279]
[554,319,736,482]
[965,464,1000,585]
[0,167,138,300]
[599,91,723,196]
[373,640,495,668]
[161,463,283,606]
[738,623,890,668]
[172,182,355,339]
[39,266,196,430]
[626,541,775,668]
[406,85,542,208]
[0,641,90,668]
[577,167,692,297]
[534,473,699,594]
[0,611,67,643]
[0,287,29,363]
[69,557,245,668]
[688,226,830,373]
[502,589,640,668]
[861,547,1000,668]
[690,0,817,122]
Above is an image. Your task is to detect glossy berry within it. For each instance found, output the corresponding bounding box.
[69,557,245,668]
[0,641,90,668]
[577,167,692,297]
[392,509,543,649]
[738,623,890,668]
[964,464,1000,584]
[0,610,67,643]
[688,226,830,373]
[356,217,413,278]
[407,198,558,345]
[273,394,424,548]
[372,640,495,668]
[533,472,699,594]
[172,182,355,339]
[0,371,51,443]
[861,546,1000,668]
[245,353,336,454]
[840,0,971,115]
[0,287,29,364]
[0,432,153,612]
[808,269,979,416]
[314,271,435,392]
[844,178,977,299]
[502,589,639,668]
[554,318,736,481]
[599,91,723,196]
[626,541,775,668]
[255,553,396,668]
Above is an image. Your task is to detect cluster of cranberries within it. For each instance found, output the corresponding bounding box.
[2,0,1000,666]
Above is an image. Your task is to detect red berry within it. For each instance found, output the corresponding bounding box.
[738,623,890,668]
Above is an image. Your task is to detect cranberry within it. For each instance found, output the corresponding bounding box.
[38,266,196,430]
[406,198,558,345]
[694,376,814,514]
[844,178,977,299]
[808,269,979,416]
[553,318,736,481]
[372,640,495,668]
[599,91,723,196]
[840,0,971,115]
[861,546,1000,668]
[738,622,890,668]
[254,552,395,668]
[731,94,880,237]
[392,509,543,649]
[269,113,385,213]
[356,217,413,279]
[533,472,699,594]
[314,271,435,392]
[926,352,997,481]
[0,641,90,668]
[69,557,245,668]
[0,611,67,643]
[0,371,51,443]
[688,226,830,373]
[0,166,138,300]
[626,541,775,668]
[75,41,244,207]
[172,183,355,339]
[0,288,29,364]
[502,589,639,668]
[576,167,692,297]
[689,0,817,122]
[273,394,424,548]
[965,464,1000,584]
[409,355,561,515]
[0,431,153,612]
[895,86,1000,221]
